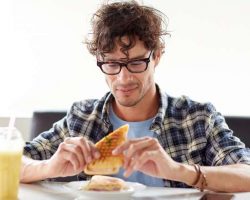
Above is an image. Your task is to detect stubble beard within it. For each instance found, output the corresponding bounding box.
[116,92,144,107]
[113,83,147,108]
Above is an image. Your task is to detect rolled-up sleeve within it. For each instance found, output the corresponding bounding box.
[23,117,69,160]
[205,109,250,166]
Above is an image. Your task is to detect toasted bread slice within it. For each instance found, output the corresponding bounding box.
[83,175,126,191]
[84,124,129,175]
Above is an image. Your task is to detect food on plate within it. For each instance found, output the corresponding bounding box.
[84,124,129,175]
[84,175,126,191]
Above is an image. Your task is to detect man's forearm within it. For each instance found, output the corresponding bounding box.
[20,156,50,183]
[175,163,250,192]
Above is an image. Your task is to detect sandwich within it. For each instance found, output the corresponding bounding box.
[84,175,126,191]
[84,124,129,175]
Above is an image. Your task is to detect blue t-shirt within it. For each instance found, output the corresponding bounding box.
[109,106,165,187]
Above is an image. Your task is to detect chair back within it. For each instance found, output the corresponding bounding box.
[29,111,67,140]
[225,116,250,148]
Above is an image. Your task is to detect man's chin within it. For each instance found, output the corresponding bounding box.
[116,98,140,107]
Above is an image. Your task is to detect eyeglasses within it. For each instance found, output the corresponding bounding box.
[97,50,153,75]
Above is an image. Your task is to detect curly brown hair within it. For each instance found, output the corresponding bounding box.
[86,0,169,58]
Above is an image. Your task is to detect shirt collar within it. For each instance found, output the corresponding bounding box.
[100,84,169,132]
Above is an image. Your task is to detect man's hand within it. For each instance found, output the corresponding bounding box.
[46,137,101,178]
[21,136,100,183]
[112,137,179,180]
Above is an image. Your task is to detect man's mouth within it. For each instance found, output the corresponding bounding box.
[116,85,137,93]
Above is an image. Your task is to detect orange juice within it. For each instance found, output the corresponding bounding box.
[0,127,24,200]
[0,150,22,200]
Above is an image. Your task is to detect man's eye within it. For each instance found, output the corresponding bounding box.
[130,61,144,66]
[106,63,120,67]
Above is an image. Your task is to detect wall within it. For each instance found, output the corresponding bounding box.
[0,117,31,141]
[1,0,250,122]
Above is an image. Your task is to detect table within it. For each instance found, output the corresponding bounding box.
[19,181,250,200]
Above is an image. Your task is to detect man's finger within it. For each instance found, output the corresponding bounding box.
[123,156,137,177]
[62,143,85,169]
[133,150,158,170]
[125,138,155,159]
[60,147,81,171]
[112,137,150,155]
[88,141,101,159]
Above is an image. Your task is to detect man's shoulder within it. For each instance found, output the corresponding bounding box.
[166,94,216,117]
[72,99,99,113]
[69,92,111,117]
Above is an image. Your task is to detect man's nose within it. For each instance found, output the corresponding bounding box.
[117,65,131,81]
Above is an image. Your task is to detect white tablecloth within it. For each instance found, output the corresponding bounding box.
[19,181,250,200]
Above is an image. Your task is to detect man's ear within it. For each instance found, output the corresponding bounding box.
[153,49,162,67]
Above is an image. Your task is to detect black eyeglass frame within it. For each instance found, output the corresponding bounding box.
[97,50,153,75]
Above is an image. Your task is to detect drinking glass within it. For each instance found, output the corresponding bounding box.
[0,127,24,200]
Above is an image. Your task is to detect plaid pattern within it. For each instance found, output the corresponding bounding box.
[24,85,250,187]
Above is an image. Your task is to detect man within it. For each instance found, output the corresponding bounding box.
[21,1,250,192]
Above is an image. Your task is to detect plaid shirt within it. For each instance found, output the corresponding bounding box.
[24,85,250,188]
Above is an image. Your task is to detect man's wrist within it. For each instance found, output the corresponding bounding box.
[41,159,51,179]
[20,157,51,183]
[168,163,198,186]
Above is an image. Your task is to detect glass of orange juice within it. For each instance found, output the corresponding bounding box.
[0,127,24,200]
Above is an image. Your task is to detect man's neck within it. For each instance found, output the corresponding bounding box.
[112,86,160,122]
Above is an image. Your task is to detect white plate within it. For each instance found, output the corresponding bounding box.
[38,181,71,194]
[64,180,146,199]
